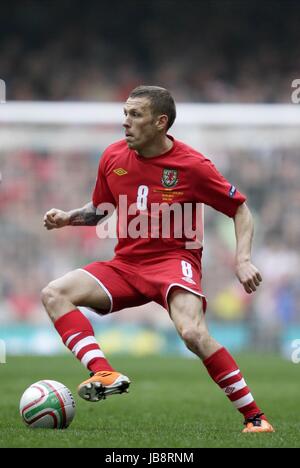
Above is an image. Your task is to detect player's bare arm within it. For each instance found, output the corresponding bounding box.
[233,202,262,294]
[43,202,105,230]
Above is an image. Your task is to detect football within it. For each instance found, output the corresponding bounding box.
[19,380,76,429]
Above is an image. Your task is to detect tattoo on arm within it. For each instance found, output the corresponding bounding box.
[69,202,106,226]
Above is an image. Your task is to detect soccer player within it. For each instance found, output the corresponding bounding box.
[42,86,274,433]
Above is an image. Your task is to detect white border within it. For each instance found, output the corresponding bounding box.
[1,102,299,126]
[77,268,113,314]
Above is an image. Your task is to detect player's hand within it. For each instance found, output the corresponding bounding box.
[235,260,262,294]
[43,208,70,230]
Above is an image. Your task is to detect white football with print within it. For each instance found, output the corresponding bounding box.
[19,380,76,429]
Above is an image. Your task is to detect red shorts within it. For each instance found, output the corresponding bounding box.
[80,254,206,313]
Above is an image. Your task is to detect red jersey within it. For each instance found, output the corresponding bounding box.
[92,136,246,263]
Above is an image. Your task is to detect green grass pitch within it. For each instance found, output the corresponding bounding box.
[0,354,298,448]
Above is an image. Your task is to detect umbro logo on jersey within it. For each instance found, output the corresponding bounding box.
[114,168,128,176]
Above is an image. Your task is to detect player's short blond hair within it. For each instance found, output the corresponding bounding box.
[129,85,176,130]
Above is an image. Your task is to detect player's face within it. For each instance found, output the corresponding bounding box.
[123,97,161,151]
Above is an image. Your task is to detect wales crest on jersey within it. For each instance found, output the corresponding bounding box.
[161,168,178,188]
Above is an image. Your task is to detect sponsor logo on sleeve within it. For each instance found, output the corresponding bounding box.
[229,185,236,197]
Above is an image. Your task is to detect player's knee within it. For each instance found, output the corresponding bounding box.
[41,281,66,316]
[181,325,201,346]
[181,325,211,355]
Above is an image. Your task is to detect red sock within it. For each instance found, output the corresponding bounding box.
[203,347,265,420]
[54,309,114,373]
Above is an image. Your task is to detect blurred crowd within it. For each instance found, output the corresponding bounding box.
[1,0,299,103]
[203,148,300,338]
[1,143,300,335]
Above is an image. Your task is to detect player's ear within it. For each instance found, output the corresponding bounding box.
[156,114,168,132]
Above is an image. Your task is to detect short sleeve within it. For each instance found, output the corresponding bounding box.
[193,157,246,218]
[92,152,116,208]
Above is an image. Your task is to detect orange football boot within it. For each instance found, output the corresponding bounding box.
[242,413,275,433]
[78,371,131,402]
